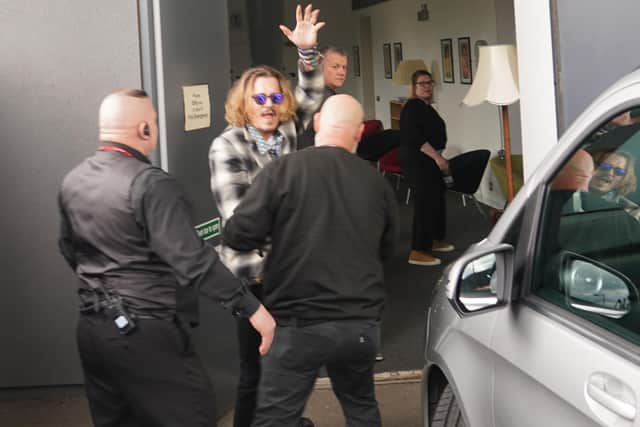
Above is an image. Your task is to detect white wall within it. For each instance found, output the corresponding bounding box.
[514,0,557,179]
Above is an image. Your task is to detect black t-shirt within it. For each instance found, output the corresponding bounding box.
[399,97,447,152]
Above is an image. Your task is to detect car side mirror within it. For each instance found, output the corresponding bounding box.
[560,252,637,319]
[446,243,514,313]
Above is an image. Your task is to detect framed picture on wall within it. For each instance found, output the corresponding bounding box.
[393,42,403,72]
[383,43,392,79]
[458,37,473,84]
[353,46,361,77]
[440,38,454,83]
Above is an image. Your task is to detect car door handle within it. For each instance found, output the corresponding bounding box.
[586,373,636,421]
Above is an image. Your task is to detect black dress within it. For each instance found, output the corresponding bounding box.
[399,97,448,252]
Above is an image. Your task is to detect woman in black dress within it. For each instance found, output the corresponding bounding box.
[399,70,454,266]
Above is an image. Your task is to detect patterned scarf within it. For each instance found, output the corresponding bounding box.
[247,125,284,159]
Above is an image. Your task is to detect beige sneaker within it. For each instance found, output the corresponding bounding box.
[432,241,455,252]
[408,250,441,266]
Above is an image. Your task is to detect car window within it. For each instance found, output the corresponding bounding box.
[532,108,640,346]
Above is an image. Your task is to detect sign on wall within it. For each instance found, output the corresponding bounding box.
[182,84,211,131]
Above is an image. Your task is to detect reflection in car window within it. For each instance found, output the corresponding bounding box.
[533,108,640,346]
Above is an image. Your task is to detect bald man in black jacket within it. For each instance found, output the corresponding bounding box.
[224,94,398,427]
[58,89,275,427]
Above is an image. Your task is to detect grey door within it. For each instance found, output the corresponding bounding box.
[143,0,239,411]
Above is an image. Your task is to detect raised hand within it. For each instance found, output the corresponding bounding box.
[279,4,325,49]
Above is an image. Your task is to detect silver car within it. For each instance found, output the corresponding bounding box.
[422,70,640,426]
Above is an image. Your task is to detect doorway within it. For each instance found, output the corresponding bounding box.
[359,15,376,120]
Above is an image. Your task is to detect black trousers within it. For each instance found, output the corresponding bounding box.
[252,320,381,427]
[356,129,401,161]
[400,149,446,251]
[234,284,263,427]
[76,314,216,427]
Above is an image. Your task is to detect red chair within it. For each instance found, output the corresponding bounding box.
[362,119,383,138]
[378,147,410,204]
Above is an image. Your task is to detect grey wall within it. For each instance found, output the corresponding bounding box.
[229,0,253,79]
[0,0,141,386]
[153,0,238,412]
[247,0,284,68]
[554,0,640,132]
[1,0,240,414]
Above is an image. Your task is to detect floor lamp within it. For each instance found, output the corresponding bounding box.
[462,45,520,202]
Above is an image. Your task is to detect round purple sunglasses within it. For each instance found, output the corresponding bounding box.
[252,93,284,105]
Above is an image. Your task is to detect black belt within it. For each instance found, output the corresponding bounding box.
[276,317,327,327]
[276,318,380,327]
[78,294,109,314]
[78,299,173,321]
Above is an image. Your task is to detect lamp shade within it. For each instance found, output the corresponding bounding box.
[463,45,519,106]
[393,59,428,85]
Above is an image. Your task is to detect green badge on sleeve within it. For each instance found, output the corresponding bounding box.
[195,217,220,240]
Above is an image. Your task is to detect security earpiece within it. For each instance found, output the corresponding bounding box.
[143,124,151,137]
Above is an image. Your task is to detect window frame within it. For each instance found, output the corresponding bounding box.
[517,115,640,364]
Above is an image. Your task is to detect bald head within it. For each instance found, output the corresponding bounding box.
[313,94,364,152]
[98,89,158,155]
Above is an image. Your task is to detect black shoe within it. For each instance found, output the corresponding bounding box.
[300,417,315,427]
[375,352,385,362]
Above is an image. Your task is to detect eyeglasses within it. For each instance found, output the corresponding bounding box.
[252,93,284,106]
[598,162,627,176]
[415,81,434,87]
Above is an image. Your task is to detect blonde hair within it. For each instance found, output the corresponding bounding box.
[593,150,637,196]
[224,66,297,127]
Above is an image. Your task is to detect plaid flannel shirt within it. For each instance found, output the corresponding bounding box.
[209,63,324,282]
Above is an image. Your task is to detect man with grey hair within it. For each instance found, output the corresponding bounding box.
[320,45,348,92]
[299,45,348,148]
[223,94,398,426]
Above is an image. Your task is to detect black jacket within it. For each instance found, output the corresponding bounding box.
[223,146,398,322]
[59,143,259,321]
